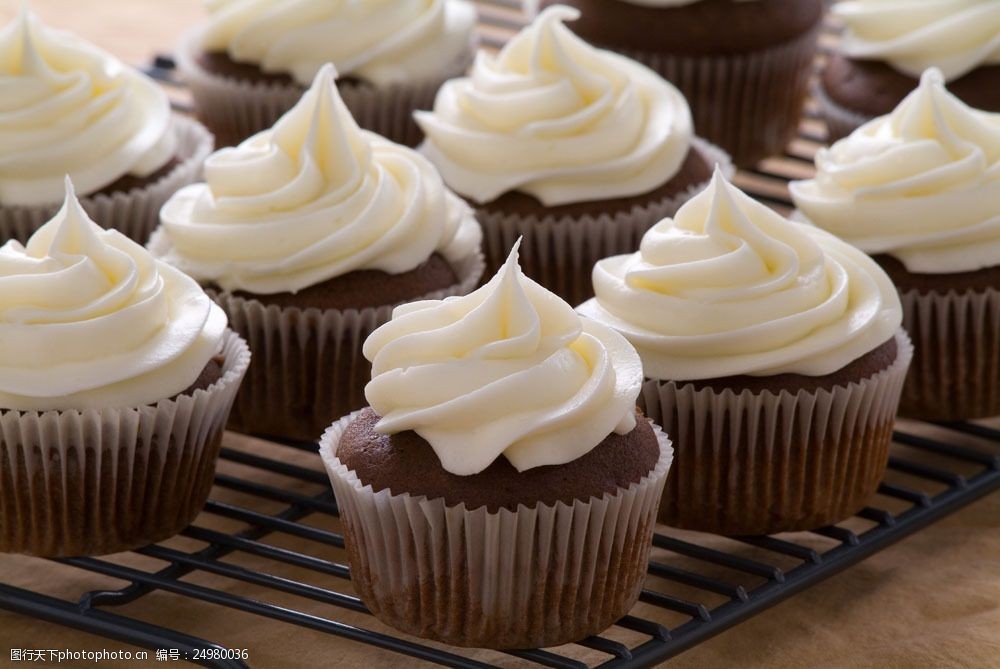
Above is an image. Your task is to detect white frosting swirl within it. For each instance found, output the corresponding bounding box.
[790,69,1000,275]
[578,170,902,381]
[363,242,643,476]
[0,179,227,412]
[415,5,693,206]
[156,64,481,295]
[0,10,176,207]
[200,0,477,87]
[834,0,1000,80]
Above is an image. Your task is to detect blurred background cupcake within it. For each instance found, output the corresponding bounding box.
[792,69,1000,421]
[579,170,911,535]
[820,0,1000,142]
[417,5,728,305]
[321,243,672,648]
[536,0,825,166]
[151,64,483,442]
[0,9,212,244]
[0,178,249,557]
[177,0,478,148]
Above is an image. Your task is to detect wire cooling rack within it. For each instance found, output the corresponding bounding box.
[2,3,999,667]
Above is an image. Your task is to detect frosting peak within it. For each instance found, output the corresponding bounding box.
[363,241,643,475]
[579,170,902,380]
[0,10,176,206]
[791,68,1000,274]
[0,178,226,411]
[416,4,693,205]
[156,64,481,295]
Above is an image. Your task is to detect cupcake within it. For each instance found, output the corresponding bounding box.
[151,64,483,442]
[319,242,672,648]
[536,0,825,166]
[0,178,249,557]
[821,0,1000,142]
[415,5,727,306]
[177,0,478,148]
[579,169,911,535]
[0,9,213,244]
[792,69,1000,421]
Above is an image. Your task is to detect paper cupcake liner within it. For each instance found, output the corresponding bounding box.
[210,251,485,442]
[0,115,212,246]
[176,28,476,148]
[898,287,1000,421]
[320,410,673,649]
[0,330,250,557]
[476,137,731,307]
[639,329,913,536]
[622,24,820,167]
[815,83,872,145]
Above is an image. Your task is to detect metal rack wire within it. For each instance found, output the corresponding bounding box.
[2,3,1000,667]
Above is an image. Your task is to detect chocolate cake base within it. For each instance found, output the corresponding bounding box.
[91,156,181,199]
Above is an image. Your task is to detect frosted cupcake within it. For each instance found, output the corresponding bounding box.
[416,5,728,305]
[579,170,911,535]
[821,0,1000,141]
[0,10,212,244]
[320,243,672,648]
[792,69,1000,420]
[0,179,249,557]
[152,64,483,442]
[177,0,478,147]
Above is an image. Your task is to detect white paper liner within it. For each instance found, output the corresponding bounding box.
[898,287,1000,421]
[319,410,673,649]
[0,115,212,245]
[204,250,485,442]
[0,330,250,557]
[639,328,913,536]
[815,82,873,145]
[176,27,476,148]
[621,24,821,167]
[476,137,732,307]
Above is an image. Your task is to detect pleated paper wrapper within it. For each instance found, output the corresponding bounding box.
[319,411,674,649]
[899,287,1000,421]
[176,27,476,148]
[476,138,731,307]
[815,83,873,144]
[0,330,250,557]
[639,329,913,536]
[0,115,212,245]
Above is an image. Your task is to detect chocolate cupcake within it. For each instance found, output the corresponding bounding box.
[416,5,727,305]
[579,170,911,535]
[177,0,477,148]
[0,179,250,557]
[0,10,212,244]
[151,65,484,442]
[537,0,825,166]
[320,243,673,648]
[792,69,1000,421]
[820,0,1000,141]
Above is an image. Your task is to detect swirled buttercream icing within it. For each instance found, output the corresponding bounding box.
[790,69,1000,275]
[415,4,693,206]
[834,0,1000,80]
[362,241,643,475]
[0,178,227,412]
[578,169,902,381]
[156,64,481,295]
[0,9,177,207]
[199,0,477,87]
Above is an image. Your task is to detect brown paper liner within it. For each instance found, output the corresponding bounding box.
[176,27,476,148]
[815,83,873,144]
[0,115,212,245]
[476,138,731,307]
[639,329,913,536]
[211,251,484,442]
[319,411,673,649]
[898,288,1000,421]
[0,330,250,557]
[622,24,821,167]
